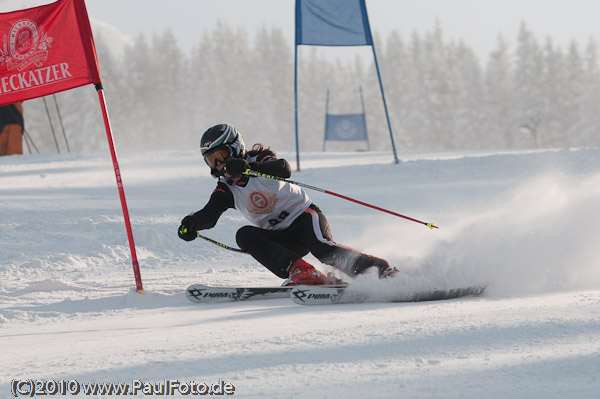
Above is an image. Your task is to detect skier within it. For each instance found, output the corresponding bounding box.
[0,102,24,156]
[178,123,398,285]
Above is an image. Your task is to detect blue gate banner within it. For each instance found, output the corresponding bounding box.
[325,114,368,141]
[295,0,373,46]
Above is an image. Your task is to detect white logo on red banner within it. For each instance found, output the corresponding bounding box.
[0,19,53,71]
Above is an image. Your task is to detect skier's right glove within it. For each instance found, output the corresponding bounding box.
[178,215,197,242]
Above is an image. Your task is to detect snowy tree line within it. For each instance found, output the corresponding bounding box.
[21,21,600,154]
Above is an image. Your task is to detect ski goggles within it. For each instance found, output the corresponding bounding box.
[203,146,231,168]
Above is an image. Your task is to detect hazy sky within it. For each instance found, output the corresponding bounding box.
[3,0,600,59]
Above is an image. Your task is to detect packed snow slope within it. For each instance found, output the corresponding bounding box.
[1,148,600,398]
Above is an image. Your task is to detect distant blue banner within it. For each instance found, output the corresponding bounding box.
[325,114,368,141]
[295,0,373,46]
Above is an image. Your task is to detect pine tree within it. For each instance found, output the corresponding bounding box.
[451,42,485,148]
[150,29,186,149]
[484,36,513,148]
[120,34,155,150]
[380,30,414,149]
[513,23,544,148]
[580,40,600,146]
[420,22,455,149]
[248,26,293,150]
[563,41,585,146]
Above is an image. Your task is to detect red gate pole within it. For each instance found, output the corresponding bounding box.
[95,83,144,294]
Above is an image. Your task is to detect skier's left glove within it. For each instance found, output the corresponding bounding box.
[224,158,250,179]
[178,215,197,241]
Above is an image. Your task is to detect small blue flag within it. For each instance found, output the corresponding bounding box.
[296,0,373,46]
[325,114,368,141]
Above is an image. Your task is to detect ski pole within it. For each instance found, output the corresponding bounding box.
[244,169,438,230]
[53,94,70,153]
[23,129,40,153]
[43,96,61,153]
[196,232,246,253]
[196,233,246,254]
[179,225,246,253]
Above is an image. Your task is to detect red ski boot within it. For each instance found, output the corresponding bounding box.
[379,266,400,279]
[282,259,344,286]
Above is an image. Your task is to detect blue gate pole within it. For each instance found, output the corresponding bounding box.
[359,86,371,151]
[371,44,399,164]
[294,44,301,172]
[323,89,330,151]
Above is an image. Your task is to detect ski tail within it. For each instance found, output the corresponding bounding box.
[291,285,487,305]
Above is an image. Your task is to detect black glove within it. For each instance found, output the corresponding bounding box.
[178,215,197,242]
[224,158,249,179]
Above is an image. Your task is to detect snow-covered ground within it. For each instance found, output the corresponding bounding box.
[1,148,600,398]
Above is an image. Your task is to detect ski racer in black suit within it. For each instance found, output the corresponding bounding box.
[178,123,398,285]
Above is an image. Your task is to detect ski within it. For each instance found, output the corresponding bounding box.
[186,284,292,303]
[290,285,487,305]
[185,283,350,303]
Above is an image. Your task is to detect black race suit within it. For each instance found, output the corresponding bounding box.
[186,154,389,278]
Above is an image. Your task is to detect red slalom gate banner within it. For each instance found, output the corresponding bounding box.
[0,0,100,104]
[0,0,144,293]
